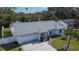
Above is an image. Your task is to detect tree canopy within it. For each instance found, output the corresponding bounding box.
[0,7,79,27]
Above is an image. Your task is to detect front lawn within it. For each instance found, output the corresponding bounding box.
[52,37,79,51]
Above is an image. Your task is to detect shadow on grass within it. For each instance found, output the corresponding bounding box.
[0,41,19,50]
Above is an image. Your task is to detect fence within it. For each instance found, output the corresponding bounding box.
[0,36,17,45]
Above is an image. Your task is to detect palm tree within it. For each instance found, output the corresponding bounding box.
[73,29,79,41]
[64,27,75,51]
[25,8,29,22]
[25,8,28,13]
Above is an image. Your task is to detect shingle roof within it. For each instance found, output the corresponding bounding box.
[11,21,65,36]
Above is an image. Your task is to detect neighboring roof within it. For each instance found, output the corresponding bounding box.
[57,21,68,29]
[21,42,57,51]
[11,21,65,36]
[61,19,75,26]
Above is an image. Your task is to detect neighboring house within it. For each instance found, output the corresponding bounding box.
[10,21,68,45]
[57,21,68,30]
[61,19,75,27]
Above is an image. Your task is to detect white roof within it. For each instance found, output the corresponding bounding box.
[11,21,64,36]
[21,42,57,51]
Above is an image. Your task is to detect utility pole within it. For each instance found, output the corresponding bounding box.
[25,8,28,22]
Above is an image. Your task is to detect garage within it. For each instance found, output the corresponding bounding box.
[17,33,40,45]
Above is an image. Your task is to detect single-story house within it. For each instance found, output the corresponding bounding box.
[10,21,68,45]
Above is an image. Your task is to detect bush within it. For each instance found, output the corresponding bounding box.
[3,28,13,38]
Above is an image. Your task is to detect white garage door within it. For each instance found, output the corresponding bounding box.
[17,34,39,45]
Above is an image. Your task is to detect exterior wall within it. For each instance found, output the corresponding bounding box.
[51,29,64,36]
[0,36,16,45]
[17,33,39,45]
[10,27,16,36]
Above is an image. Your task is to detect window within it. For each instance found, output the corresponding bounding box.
[49,31,52,34]
[59,29,62,33]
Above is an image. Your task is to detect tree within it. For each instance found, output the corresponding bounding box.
[0,7,16,24]
[25,8,28,22]
[0,7,16,38]
[73,29,79,41]
[48,7,79,19]
[48,11,58,21]
[25,8,28,13]
[64,27,75,50]
[0,7,16,14]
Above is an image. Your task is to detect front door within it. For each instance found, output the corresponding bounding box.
[40,32,48,42]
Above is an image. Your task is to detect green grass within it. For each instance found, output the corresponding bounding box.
[0,41,21,51]
[3,28,13,38]
[10,47,22,51]
[0,47,6,51]
[52,37,79,51]
[0,46,22,51]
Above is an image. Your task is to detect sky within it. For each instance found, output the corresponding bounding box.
[14,7,48,13]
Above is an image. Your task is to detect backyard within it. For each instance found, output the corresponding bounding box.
[51,37,79,51]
